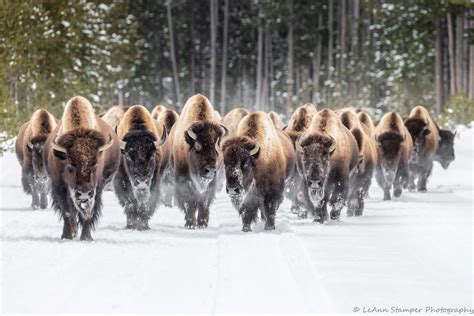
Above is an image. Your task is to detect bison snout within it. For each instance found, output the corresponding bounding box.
[202,167,216,179]
[75,189,94,201]
[135,178,149,190]
[226,185,241,196]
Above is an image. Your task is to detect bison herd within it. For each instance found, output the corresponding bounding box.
[15,94,456,240]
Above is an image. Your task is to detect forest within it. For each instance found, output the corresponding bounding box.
[0,0,472,149]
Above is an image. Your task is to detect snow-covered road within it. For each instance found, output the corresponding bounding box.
[1,128,472,313]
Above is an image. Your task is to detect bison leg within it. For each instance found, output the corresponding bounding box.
[383,185,391,200]
[263,193,281,231]
[329,180,348,221]
[31,188,40,210]
[183,201,197,229]
[355,188,365,216]
[417,162,432,192]
[313,200,328,223]
[240,198,259,232]
[40,193,48,209]
[62,212,78,239]
[80,220,93,241]
[197,204,210,229]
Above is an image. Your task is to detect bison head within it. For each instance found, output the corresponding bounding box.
[51,128,113,219]
[184,121,226,191]
[296,134,336,205]
[436,128,456,169]
[404,118,431,164]
[222,137,260,204]
[120,129,166,204]
[376,132,405,185]
[27,135,49,193]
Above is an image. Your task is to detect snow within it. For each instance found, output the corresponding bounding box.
[1,128,473,313]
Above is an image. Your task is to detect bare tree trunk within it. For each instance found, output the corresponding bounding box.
[286,0,294,110]
[118,90,123,106]
[269,29,275,111]
[339,0,346,79]
[456,11,464,93]
[312,11,322,105]
[470,11,474,100]
[210,0,217,105]
[262,22,270,111]
[435,17,443,116]
[166,1,181,109]
[327,0,334,102]
[447,12,457,95]
[190,2,196,95]
[462,11,469,94]
[220,0,229,114]
[255,19,264,110]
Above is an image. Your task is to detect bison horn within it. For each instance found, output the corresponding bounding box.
[215,137,223,155]
[249,143,260,156]
[154,125,167,148]
[186,126,197,140]
[120,140,126,150]
[26,138,34,149]
[99,134,114,152]
[329,136,337,153]
[220,124,229,137]
[51,138,67,154]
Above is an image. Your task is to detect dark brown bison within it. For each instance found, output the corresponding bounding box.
[374,112,413,200]
[404,106,439,192]
[151,104,167,121]
[283,103,318,217]
[44,96,120,241]
[222,107,249,136]
[296,109,359,223]
[222,112,296,232]
[114,105,168,230]
[15,109,57,209]
[339,109,378,216]
[155,109,179,207]
[435,124,456,169]
[169,94,226,229]
[101,105,129,131]
[268,111,285,130]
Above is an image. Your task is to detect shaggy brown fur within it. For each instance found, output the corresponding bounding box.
[404,105,440,192]
[338,109,378,216]
[44,96,120,241]
[268,111,285,130]
[15,109,57,209]
[357,111,376,139]
[151,105,167,120]
[222,107,249,136]
[117,105,162,139]
[168,94,225,229]
[285,103,318,144]
[101,105,129,131]
[222,111,295,231]
[156,109,179,134]
[296,109,359,222]
[374,112,413,200]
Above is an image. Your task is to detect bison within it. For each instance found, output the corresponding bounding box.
[113,105,168,230]
[435,125,456,169]
[16,109,57,209]
[44,96,120,240]
[151,104,167,121]
[374,112,413,200]
[222,112,296,232]
[268,111,285,130]
[339,109,378,216]
[357,110,376,139]
[404,106,439,192]
[101,105,129,131]
[169,94,226,229]
[155,109,179,134]
[296,109,359,222]
[222,107,249,136]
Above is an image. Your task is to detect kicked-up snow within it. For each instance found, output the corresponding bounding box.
[1,127,472,313]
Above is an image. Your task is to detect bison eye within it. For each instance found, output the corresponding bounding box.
[66,165,76,173]
[194,142,203,152]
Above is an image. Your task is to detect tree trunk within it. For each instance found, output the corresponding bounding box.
[327,0,334,102]
[470,11,474,100]
[220,0,229,114]
[255,19,264,110]
[312,11,322,105]
[190,2,196,95]
[210,0,217,105]
[166,1,181,109]
[447,12,457,95]
[455,11,464,94]
[435,17,443,116]
[262,22,271,111]
[286,0,294,110]
[339,0,347,79]
[269,29,275,111]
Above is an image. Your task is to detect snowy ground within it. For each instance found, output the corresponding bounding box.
[1,128,473,314]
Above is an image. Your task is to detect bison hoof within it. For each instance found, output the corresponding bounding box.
[264,224,275,231]
[408,185,416,192]
[313,217,324,224]
[184,222,196,230]
[61,234,74,240]
[418,187,427,192]
[32,204,39,210]
[330,213,340,221]
[197,222,208,229]
[355,210,363,216]
[242,224,252,232]
[298,211,308,219]
[346,210,355,217]
[394,188,402,197]
[80,235,93,241]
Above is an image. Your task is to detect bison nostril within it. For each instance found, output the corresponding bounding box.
[76,190,93,201]
[226,186,241,195]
